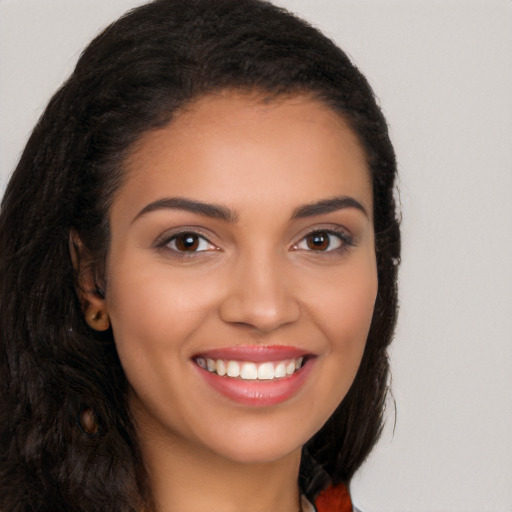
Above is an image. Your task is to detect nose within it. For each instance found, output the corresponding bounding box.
[219,251,301,333]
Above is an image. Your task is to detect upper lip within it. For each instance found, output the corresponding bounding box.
[193,345,312,363]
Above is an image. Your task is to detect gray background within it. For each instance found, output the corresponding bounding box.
[1,1,511,511]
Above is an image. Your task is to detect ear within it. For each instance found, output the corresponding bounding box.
[69,231,110,332]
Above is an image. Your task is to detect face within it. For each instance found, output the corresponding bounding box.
[103,92,377,464]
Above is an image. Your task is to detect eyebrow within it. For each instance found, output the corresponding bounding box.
[291,196,369,219]
[132,197,238,224]
[132,194,368,225]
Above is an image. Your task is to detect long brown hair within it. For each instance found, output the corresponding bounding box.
[0,1,400,510]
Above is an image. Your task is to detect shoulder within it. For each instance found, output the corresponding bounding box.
[313,483,354,512]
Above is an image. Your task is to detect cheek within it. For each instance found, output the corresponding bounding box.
[331,275,376,345]
[104,259,222,372]
[312,255,378,398]
[291,257,377,441]
[314,257,377,351]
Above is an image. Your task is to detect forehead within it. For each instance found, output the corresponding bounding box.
[118,92,372,218]
[128,91,368,164]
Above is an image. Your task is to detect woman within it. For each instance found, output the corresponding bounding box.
[0,1,400,511]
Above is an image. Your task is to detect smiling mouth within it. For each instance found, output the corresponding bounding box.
[192,346,314,406]
[194,357,305,381]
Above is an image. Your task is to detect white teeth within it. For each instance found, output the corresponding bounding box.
[286,361,296,375]
[257,362,274,380]
[240,362,258,380]
[197,357,306,380]
[226,361,240,377]
[274,362,286,378]
[216,359,226,376]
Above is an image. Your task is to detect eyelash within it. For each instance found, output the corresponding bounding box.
[156,227,354,257]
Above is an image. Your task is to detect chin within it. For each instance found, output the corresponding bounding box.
[210,437,303,466]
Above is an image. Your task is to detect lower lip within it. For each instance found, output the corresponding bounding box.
[195,359,314,407]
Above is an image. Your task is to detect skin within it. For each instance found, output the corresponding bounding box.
[83,91,377,512]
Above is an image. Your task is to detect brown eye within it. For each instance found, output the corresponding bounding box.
[165,232,217,253]
[174,233,200,251]
[306,231,330,251]
[294,229,349,253]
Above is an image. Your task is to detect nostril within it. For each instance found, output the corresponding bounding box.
[219,293,301,333]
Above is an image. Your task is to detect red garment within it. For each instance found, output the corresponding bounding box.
[314,483,352,512]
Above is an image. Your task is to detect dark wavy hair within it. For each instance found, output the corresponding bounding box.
[0,0,400,510]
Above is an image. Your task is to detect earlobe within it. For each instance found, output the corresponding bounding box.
[85,306,110,331]
[69,231,110,332]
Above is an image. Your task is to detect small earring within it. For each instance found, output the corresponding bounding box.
[87,309,110,331]
[78,407,99,436]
